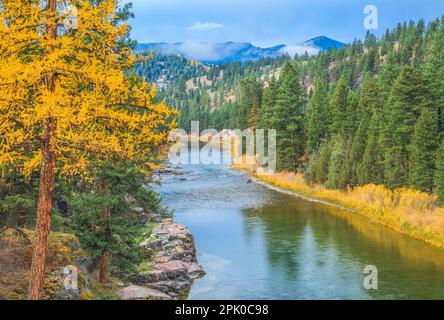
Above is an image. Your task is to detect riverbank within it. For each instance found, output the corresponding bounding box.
[0,218,204,300]
[233,163,444,249]
[119,217,204,300]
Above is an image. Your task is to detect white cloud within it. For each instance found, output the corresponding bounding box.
[176,41,232,61]
[279,45,320,57]
[187,21,224,31]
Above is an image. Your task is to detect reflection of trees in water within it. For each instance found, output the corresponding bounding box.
[242,198,444,299]
[243,203,307,281]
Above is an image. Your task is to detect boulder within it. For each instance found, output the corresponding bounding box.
[134,220,204,300]
[118,285,173,300]
[155,260,189,278]
[186,262,205,280]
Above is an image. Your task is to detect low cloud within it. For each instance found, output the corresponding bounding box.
[187,22,224,31]
[279,45,320,57]
[175,41,233,61]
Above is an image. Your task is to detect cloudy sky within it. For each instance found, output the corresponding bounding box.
[127,0,444,47]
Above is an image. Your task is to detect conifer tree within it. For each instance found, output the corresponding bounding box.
[344,92,359,138]
[0,0,176,299]
[307,77,329,153]
[409,108,439,192]
[423,24,444,135]
[358,74,381,120]
[238,78,262,130]
[358,111,384,185]
[270,62,305,171]
[434,140,444,204]
[259,76,278,129]
[378,52,400,103]
[326,136,346,189]
[329,76,350,136]
[338,137,353,189]
[382,66,429,188]
[315,140,331,184]
[348,75,381,185]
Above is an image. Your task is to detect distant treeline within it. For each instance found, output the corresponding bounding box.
[141,16,444,203]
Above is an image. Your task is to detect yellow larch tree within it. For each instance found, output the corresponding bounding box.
[0,0,177,299]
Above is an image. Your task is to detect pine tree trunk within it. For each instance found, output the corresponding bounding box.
[28,0,57,300]
[99,253,107,284]
[28,119,57,300]
[99,181,108,284]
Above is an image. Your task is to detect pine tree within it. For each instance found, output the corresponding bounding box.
[71,163,161,282]
[358,74,381,121]
[344,92,359,137]
[315,140,331,184]
[382,66,430,189]
[349,75,381,185]
[238,78,262,130]
[358,111,384,185]
[423,23,444,136]
[259,76,278,129]
[326,136,346,189]
[307,77,329,153]
[378,51,400,103]
[434,140,444,204]
[329,75,350,136]
[338,137,353,189]
[409,108,439,192]
[270,62,305,171]
[0,0,177,299]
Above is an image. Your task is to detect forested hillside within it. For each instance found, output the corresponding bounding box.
[147,16,444,203]
[159,55,291,131]
[134,53,209,89]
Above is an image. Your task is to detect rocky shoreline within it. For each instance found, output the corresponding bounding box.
[118,217,204,300]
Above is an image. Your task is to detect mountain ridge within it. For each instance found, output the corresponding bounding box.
[136,36,346,64]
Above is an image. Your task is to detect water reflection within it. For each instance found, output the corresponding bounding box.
[156,150,444,299]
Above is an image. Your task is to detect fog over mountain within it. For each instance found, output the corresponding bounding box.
[136,36,345,64]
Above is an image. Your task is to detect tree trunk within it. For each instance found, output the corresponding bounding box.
[99,181,108,284]
[28,119,57,300]
[99,253,107,284]
[28,0,57,300]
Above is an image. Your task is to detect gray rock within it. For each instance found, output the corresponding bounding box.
[186,262,205,280]
[133,207,145,214]
[137,269,169,283]
[134,219,204,300]
[155,260,189,279]
[118,285,173,300]
[139,213,148,226]
[151,214,162,223]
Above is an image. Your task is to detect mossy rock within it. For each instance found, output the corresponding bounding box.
[0,228,91,300]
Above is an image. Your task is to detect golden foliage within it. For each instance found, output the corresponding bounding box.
[0,0,177,178]
[234,161,444,248]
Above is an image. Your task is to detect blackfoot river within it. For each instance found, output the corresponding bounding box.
[156,151,444,299]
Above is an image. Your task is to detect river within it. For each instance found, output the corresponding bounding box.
[156,150,444,299]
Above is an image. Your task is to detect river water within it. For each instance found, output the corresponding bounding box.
[156,150,444,299]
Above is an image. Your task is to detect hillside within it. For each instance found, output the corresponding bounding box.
[139,16,444,205]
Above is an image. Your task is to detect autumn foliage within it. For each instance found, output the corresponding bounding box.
[0,0,176,176]
[0,0,177,299]
[235,160,444,249]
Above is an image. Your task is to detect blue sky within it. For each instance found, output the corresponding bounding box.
[127,0,444,47]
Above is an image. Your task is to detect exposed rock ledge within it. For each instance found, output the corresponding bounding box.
[118,218,205,300]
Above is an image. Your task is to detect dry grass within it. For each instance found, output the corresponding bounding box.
[234,161,444,248]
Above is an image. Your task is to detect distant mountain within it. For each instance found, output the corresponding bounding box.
[136,37,346,64]
[302,36,345,51]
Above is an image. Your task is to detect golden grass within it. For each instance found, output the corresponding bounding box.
[233,160,444,248]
